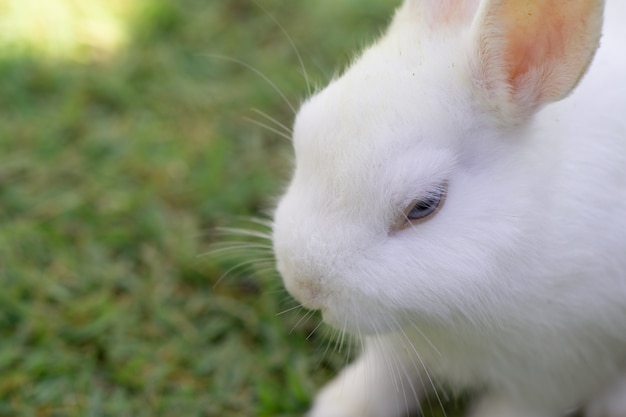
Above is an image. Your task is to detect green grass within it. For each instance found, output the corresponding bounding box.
[0,1,463,416]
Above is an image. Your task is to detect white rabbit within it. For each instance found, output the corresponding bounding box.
[272,0,626,416]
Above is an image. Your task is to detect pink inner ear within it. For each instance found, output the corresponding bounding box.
[429,0,479,27]
[499,0,597,101]
[506,9,564,89]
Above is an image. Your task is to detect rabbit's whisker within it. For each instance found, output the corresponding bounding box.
[289,309,315,334]
[250,0,311,95]
[251,108,293,135]
[242,116,293,141]
[204,54,296,115]
[306,318,325,341]
[316,325,337,370]
[393,317,447,417]
[200,243,273,258]
[214,226,272,241]
[212,257,275,288]
[276,303,303,316]
[408,321,442,358]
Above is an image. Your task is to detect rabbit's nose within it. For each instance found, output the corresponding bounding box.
[275,253,328,310]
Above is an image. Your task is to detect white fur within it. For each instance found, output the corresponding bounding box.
[272,0,626,416]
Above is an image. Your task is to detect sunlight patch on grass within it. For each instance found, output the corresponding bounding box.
[0,0,142,61]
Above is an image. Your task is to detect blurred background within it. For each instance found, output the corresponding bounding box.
[0,0,405,416]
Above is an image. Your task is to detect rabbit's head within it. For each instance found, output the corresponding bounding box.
[273,0,604,333]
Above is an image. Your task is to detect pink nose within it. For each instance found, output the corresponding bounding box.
[287,279,326,310]
[276,259,327,310]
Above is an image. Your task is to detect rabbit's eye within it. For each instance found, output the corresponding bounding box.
[402,183,447,227]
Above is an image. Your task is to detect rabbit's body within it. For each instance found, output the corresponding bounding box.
[272,0,626,416]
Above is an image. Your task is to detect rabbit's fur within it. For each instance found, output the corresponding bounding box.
[272,0,626,416]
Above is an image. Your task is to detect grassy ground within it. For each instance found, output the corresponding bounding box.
[0,1,464,416]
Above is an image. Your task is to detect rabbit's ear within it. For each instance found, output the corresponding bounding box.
[472,0,604,122]
[417,0,479,27]
[403,0,478,29]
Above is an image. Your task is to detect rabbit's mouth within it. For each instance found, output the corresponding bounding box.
[280,271,393,335]
[319,296,409,336]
